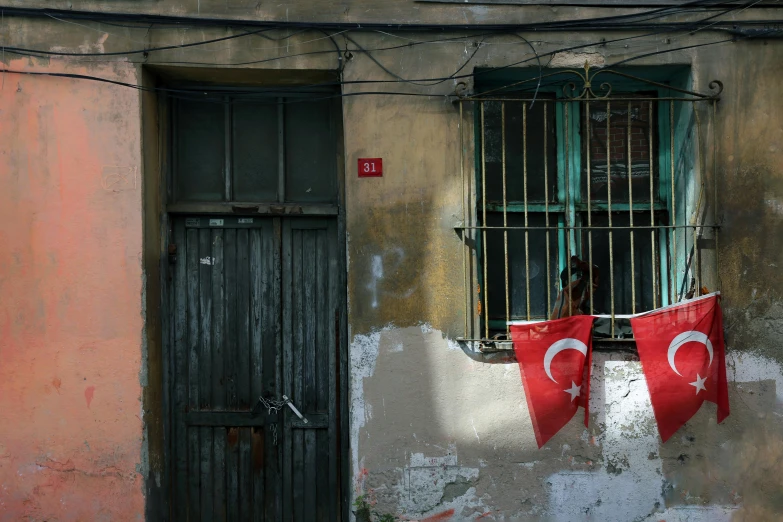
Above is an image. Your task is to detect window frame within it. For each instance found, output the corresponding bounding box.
[471,66,705,336]
[169,85,340,207]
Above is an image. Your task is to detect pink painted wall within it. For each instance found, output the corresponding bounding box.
[0,60,144,519]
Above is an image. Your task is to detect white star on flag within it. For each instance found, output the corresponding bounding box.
[564,381,581,402]
[689,373,707,394]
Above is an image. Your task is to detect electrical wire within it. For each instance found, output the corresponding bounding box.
[0,0,756,32]
[202,1,756,91]
[0,0,774,69]
[0,0,775,58]
[0,33,739,101]
[0,0,773,101]
[0,24,754,105]
[343,33,486,86]
[1,26,275,57]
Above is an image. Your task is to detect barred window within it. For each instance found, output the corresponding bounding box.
[457,67,722,344]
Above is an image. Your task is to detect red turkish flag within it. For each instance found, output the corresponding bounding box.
[510,315,594,448]
[631,294,729,442]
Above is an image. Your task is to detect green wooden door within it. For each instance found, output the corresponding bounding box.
[170,215,342,521]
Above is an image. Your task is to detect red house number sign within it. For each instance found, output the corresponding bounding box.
[358,158,382,178]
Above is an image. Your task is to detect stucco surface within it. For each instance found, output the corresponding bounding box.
[341,35,783,521]
[0,7,782,520]
[0,59,144,520]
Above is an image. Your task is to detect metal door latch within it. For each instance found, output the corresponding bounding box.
[252,394,308,424]
[282,395,308,424]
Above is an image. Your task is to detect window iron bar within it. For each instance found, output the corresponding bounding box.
[523,102,531,322]
[627,101,637,315]
[713,99,720,294]
[544,102,552,316]
[692,102,706,301]
[670,99,677,306]
[468,74,721,342]
[502,102,511,331]
[607,100,615,336]
[456,224,718,230]
[480,102,489,340]
[460,97,720,103]
[565,102,572,318]
[586,100,594,315]
[649,99,657,309]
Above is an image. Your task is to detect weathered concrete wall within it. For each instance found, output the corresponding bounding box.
[342,35,783,521]
[0,6,782,520]
[0,59,144,519]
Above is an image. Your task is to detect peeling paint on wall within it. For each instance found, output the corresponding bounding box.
[350,327,389,492]
[352,323,783,520]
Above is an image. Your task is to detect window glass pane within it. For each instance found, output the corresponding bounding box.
[580,212,661,315]
[232,100,279,201]
[285,99,337,203]
[582,97,658,203]
[484,212,559,323]
[176,99,225,201]
[482,99,557,204]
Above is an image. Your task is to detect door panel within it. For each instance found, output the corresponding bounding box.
[282,219,339,522]
[170,216,340,521]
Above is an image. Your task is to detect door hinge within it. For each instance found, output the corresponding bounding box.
[168,243,177,265]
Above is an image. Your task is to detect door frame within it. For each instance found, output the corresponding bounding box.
[148,70,349,521]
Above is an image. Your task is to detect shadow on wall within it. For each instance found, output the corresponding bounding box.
[352,322,783,521]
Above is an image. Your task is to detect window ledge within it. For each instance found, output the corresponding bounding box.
[457,337,639,357]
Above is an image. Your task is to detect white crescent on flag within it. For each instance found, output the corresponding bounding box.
[543,338,588,383]
[667,331,714,377]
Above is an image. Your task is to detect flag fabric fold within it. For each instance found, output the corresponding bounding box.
[630,294,729,442]
[510,315,595,448]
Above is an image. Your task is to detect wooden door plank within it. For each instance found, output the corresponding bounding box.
[198,229,214,521]
[328,219,342,522]
[239,428,253,520]
[237,229,251,410]
[211,228,227,522]
[266,218,283,521]
[302,230,318,522]
[236,229,253,519]
[186,228,201,520]
[172,220,189,521]
[224,229,240,521]
[315,229,330,522]
[249,228,265,522]
[251,426,266,522]
[226,427,240,522]
[316,430,329,522]
[281,219,294,522]
[291,228,306,521]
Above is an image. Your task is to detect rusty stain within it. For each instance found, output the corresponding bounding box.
[52,377,61,394]
[227,427,239,448]
[420,509,455,521]
[252,427,264,473]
